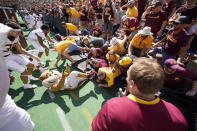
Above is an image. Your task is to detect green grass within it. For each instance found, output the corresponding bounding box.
[9,14,112,131]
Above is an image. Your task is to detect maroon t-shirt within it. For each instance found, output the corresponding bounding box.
[138,0,148,13]
[165,66,197,88]
[145,11,167,36]
[87,48,105,59]
[164,28,189,56]
[176,4,197,24]
[92,96,188,131]
[96,7,103,19]
[163,0,176,18]
[189,34,197,52]
[103,2,114,23]
[128,17,140,29]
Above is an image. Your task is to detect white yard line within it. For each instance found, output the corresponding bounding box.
[56,107,72,131]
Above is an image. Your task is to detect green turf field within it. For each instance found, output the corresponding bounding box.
[9,14,112,131]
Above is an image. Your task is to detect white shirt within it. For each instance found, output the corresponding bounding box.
[28,28,46,41]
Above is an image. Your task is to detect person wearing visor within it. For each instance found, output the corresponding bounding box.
[150,16,190,65]
[122,0,138,18]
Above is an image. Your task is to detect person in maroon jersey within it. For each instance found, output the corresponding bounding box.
[90,57,188,131]
[142,1,167,37]
[162,0,176,19]
[80,5,88,30]
[103,0,115,41]
[96,2,103,28]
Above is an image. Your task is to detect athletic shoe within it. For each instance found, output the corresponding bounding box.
[23,84,37,89]
[28,75,39,81]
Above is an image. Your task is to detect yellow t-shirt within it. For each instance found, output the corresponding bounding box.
[55,41,73,53]
[65,23,78,32]
[131,33,153,49]
[67,8,80,18]
[98,67,120,87]
[108,40,127,55]
[65,36,76,43]
[126,6,138,18]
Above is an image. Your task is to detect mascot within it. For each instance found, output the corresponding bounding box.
[39,64,94,91]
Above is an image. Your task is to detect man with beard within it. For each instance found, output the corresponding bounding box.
[149,16,190,65]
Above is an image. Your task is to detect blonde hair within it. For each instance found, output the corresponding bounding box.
[127,57,165,94]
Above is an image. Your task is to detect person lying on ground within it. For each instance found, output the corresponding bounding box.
[39,64,95,91]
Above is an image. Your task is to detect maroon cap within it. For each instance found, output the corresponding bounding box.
[164,59,179,70]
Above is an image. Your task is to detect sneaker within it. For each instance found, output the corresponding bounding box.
[23,84,37,89]
[88,70,95,79]
[28,75,39,81]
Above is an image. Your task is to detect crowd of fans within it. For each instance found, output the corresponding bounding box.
[0,0,197,130]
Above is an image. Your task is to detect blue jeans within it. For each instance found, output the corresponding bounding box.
[153,47,176,66]
[112,24,120,36]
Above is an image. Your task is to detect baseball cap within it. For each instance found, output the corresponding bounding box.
[164,59,179,70]
[152,1,162,8]
[119,57,132,66]
[174,16,189,24]
[128,0,135,5]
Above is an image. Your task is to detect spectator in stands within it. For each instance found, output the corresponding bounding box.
[91,57,188,131]
[186,24,197,61]
[92,58,108,72]
[163,58,197,96]
[54,39,90,66]
[97,66,121,88]
[112,1,124,36]
[80,5,88,30]
[95,2,103,28]
[162,0,177,20]
[82,36,104,48]
[123,0,138,18]
[122,16,141,41]
[137,0,149,20]
[142,1,167,37]
[170,0,197,28]
[85,48,105,71]
[103,0,115,41]
[90,23,102,37]
[108,36,127,56]
[65,4,80,25]
[128,26,154,57]
[150,16,189,65]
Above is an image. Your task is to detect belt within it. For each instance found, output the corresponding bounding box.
[4,54,10,57]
